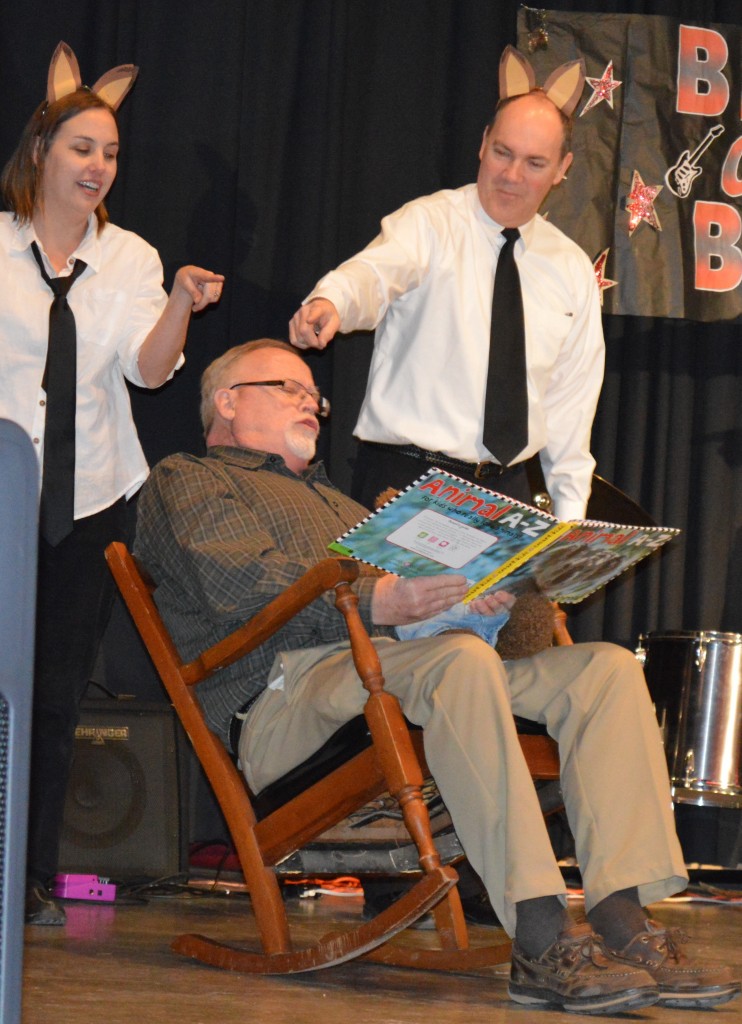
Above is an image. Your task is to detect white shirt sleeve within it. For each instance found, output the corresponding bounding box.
[306,199,433,329]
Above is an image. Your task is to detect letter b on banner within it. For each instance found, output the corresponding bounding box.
[677,25,729,116]
[694,201,742,291]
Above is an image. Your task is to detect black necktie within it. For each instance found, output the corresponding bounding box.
[30,242,87,546]
[482,227,528,467]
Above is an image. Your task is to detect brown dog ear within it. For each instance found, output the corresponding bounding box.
[499,44,536,100]
[498,45,586,119]
[542,58,586,117]
[44,41,138,112]
[92,65,139,110]
[47,41,82,104]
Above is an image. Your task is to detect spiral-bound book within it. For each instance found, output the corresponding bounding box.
[329,468,679,604]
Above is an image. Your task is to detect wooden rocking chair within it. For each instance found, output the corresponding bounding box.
[105,541,561,975]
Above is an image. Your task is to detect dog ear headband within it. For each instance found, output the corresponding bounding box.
[499,44,585,117]
[46,41,138,111]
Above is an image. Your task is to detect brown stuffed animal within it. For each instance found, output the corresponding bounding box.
[373,488,556,659]
[493,590,555,660]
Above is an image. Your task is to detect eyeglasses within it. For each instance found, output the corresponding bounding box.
[229,378,330,417]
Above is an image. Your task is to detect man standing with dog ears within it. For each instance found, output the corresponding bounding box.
[290,47,602,520]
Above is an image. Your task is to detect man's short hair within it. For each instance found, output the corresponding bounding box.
[486,90,573,160]
[200,338,298,436]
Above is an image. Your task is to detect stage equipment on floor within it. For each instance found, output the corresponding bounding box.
[59,700,188,881]
[638,630,742,809]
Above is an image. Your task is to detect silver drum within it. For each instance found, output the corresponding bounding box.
[636,630,742,807]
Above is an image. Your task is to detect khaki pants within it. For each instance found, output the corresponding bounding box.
[240,635,687,935]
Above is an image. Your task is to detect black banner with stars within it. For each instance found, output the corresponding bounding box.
[517,9,741,322]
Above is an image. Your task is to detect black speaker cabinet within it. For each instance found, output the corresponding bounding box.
[59,700,188,881]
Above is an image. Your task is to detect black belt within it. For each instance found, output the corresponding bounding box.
[363,441,521,481]
[228,690,264,757]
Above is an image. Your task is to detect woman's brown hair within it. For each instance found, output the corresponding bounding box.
[1,88,117,233]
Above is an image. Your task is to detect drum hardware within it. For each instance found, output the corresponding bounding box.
[681,749,696,788]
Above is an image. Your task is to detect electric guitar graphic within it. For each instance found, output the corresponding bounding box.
[665,125,725,198]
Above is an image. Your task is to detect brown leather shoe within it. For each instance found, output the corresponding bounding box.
[606,918,741,1009]
[509,922,659,1015]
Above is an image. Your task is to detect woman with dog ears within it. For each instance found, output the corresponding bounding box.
[0,42,224,924]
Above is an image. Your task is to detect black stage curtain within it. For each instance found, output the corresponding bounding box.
[1,0,739,653]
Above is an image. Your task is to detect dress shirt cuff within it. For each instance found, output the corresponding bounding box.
[553,498,588,523]
[128,349,185,389]
[353,575,396,637]
[352,577,378,630]
[304,282,351,325]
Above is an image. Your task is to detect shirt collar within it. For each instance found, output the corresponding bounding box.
[207,444,332,485]
[469,184,538,251]
[11,214,103,273]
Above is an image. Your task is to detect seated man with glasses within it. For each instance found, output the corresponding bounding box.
[134,337,738,1016]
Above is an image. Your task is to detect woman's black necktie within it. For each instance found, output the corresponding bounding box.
[482,227,528,468]
[30,242,87,546]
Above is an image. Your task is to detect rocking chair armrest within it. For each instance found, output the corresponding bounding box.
[185,557,361,683]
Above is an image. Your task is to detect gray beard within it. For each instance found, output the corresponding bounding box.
[285,428,317,463]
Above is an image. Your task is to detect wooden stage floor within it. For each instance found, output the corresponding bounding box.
[21,880,742,1024]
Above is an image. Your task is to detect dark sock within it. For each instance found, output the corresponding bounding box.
[515,895,572,958]
[587,886,648,950]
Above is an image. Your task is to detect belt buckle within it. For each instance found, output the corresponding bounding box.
[474,461,495,479]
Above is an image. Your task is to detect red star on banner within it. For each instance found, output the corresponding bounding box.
[593,249,617,304]
[626,170,663,235]
[580,61,622,116]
